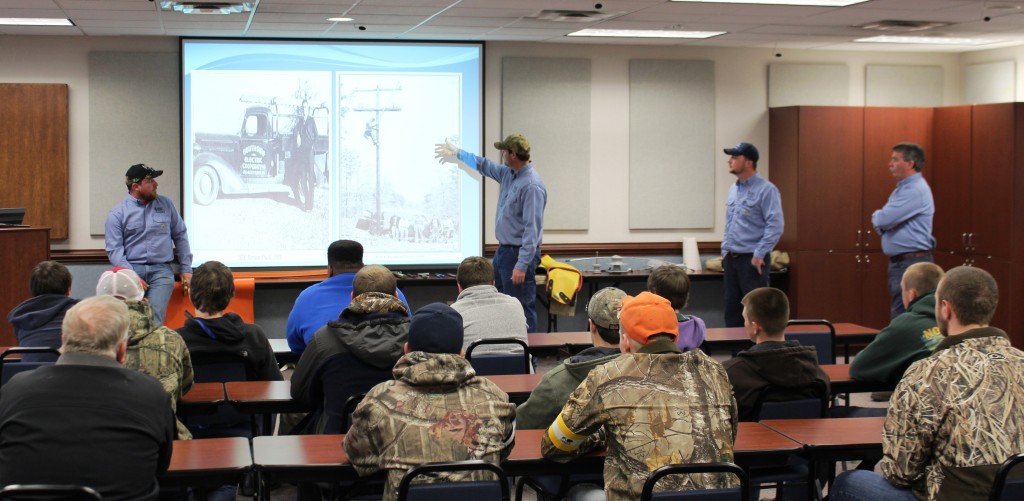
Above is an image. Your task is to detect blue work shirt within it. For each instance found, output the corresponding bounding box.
[722,173,784,258]
[105,194,192,273]
[459,150,547,272]
[872,172,935,256]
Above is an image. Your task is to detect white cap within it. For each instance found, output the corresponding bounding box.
[96,268,144,301]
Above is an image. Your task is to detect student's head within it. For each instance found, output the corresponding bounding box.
[740,287,789,340]
[352,265,396,297]
[456,256,493,290]
[62,295,130,359]
[892,142,925,172]
[189,261,235,315]
[327,240,364,275]
[587,287,627,345]
[95,268,145,301]
[647,265,691,310]
[900,262,944,309]
[30,260,72,296]
[935,266,999,335]
[406,303,464,355]
[618,292,678,353]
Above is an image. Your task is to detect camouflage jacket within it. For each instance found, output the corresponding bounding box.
[124,300,194,439]
[342,352,515,501]
[880,327,1024,501]
[541,339,738,500]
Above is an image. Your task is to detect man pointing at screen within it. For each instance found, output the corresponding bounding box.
[435,134,547,333]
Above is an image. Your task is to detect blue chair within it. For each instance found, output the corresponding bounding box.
[0,347,61,386]
[990,452,1024,501]
[641,462,748,500]
[397,460,509,501]
[186,350,255,438]
[750,382,829,501]
[339,392,366,434]
[785,319,835,365]
[465,338,530,376]
[0,484,101,501]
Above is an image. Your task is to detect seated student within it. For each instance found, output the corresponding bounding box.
[516,287,625,429]
[343,303,515,501]
[290,264,409,434]
[0,296,175,501]
[7,260,77,361]
[722,287,830,422]
[176,260,282,382]
[96,267,194,440]
[450,256,528,355]
[647,264,706,351]
[850,262,943,386]
[542,291,737,500]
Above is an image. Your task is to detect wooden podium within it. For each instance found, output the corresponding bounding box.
[0,227,50,346]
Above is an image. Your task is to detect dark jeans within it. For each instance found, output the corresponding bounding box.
[887,253,933,319]
[723,252,770,327]
[493,245,540,333]
[829,470,917,501]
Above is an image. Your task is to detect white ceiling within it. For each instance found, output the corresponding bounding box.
[4,0,1024,53]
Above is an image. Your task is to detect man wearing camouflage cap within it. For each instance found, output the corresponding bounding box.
[105,163,193,325]
[517,287,627,430]
[435,134,547,333]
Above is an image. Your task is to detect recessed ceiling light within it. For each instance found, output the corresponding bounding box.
[855,35,996,46]
[328,17,354,22]
[568,28,725,38]
[159,2,254,14]
[670,0,867,6]
[0,18,74,26]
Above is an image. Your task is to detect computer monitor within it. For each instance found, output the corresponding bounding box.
[0,208,26,225]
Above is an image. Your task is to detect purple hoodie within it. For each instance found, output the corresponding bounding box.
[676,313,707,352]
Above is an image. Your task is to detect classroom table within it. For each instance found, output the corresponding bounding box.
[160,437,252,489]
[822,364,894,397]
[178,382,226,416]
[225,380,310,435]
[703,323,880,362]
[270,338,300,365]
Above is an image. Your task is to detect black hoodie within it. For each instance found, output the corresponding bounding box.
[176,313,283,382]
[722,340,831,422]
[7,294,77,361]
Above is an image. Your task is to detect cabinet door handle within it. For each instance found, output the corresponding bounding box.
[969,233,976,250]
[962,233,968,249]
[856,230,861,248]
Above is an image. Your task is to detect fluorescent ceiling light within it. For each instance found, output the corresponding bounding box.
[0,18,74,26]
[670,0,867,6]
[855,35,996,46]
[568,29,725,38]
[328,17,354,22]
[159,2,254,14]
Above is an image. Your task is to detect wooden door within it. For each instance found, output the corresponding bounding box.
[970,104,1014,259]
[796,108,864,252]
[860,250,892,330]
[793,251,862,323]
[931,106,972,254]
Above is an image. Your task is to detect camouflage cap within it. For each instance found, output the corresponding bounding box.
[587,287,626,330]
[493,134,530,157]
[96,267,144,301]
[125,163,163,185]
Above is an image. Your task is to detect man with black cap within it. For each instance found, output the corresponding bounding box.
[721,142,783,327]
[343,303,515,501]
[435,134,547,333]
[105,163,192,325]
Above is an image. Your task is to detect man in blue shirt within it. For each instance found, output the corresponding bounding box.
[435,134,547,333]
[105,163,192,325]
[285,239,410,354]
[872,142,935,319]
[721,142,784,327]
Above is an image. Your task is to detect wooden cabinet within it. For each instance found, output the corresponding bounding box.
[0,227,50,346]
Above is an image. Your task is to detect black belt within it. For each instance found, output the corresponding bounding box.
[890,251,930,263]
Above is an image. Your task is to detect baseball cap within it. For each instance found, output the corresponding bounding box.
[493,134,530,157]
[96,267,145,301]
[125,163,163,185]
[408,303,464,355]
[723,142,759,163]
[619,291,679,344]
[587,287,626,330]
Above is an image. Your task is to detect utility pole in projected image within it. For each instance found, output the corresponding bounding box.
[353,85,400,233]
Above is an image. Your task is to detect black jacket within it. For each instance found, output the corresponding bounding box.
[177,313,283,382]
[722,340,831,422]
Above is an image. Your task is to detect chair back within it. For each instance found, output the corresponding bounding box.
[785,319,835,364]
[185,350,252,438]
[0,348,61,386]
[754,380,829,420]
[339,393,366,434]
[189,350,250,383]
[0,484,102,501]
[641,462,748,501]
[465,338,530,376]
[990,452,1024,501]
[318,354,394,434]
[397,460,509,501]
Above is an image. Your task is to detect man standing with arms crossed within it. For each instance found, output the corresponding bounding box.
[721,142,784,328]
[105,163,192,325]
[435,134,547,333]
[873,142,935,319]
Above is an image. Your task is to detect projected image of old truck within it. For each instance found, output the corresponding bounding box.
[191,96,329,210]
